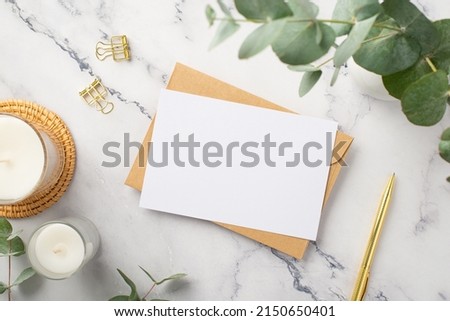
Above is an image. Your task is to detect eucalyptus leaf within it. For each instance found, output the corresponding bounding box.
[12,267,36,286]
[109,295,131,301]
[330,66,341,86]
[382,0,439,55]
[334,15,378,67]
[299,70,322,97]
[209,20,240,50]
[140,266,186,285]
[382,59,432,99]
[239,19,286,59]
[439,128,450,163]
[353,28,420,75]
[0,238,8,255]
[431,20,450,72]
[206,5,216,27]
[235,0,292,21]
[315,22,323,44]
[0,218,12,238]
[0,282,7,294]
[117,269,140,301]
[217,0,232,18]
[7,229,23,241]
[272,21,335,65]
[0,236,25,256]
[401,70,448,126]
[331,0,382,36]
[139,266,157,284]
[288,64,319,72]
[287,0,318,19]
[9,236,25,257]
[155,273,187,285]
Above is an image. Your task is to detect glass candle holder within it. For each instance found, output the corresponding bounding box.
[27,216,100,280]
[0,113,61,205]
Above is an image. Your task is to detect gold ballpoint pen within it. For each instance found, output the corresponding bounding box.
[351,173,395,301]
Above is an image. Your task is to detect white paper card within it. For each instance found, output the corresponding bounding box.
[140,89,338,240]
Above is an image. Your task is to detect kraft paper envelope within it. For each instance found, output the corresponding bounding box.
[125,63,353,259]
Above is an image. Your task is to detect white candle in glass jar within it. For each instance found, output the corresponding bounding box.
[28,217,100,280]
[32,223,85,277]
[0,114,46,203]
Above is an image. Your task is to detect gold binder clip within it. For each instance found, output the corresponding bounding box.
[96,35,130,61]
[79,78,114,114]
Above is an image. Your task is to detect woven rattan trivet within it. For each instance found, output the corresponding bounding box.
[0,100,76,218]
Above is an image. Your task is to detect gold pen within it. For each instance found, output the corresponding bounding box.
[351,173,395,301]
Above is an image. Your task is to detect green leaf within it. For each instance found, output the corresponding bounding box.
[382,59,432,99]
[288,64,319,72]
[217,0,232,18]
[140,266,186,285]
[331,0,382,36]
[10,236,25,257]
[155,273,187,285]
[299,70,322,97]
[150,299,170,301]
[0,218,12,238]
[334,15,378,67]
[287,0,318,19]
[0,282,8,294]
[139,266,157,283]
[235,0,292,21]
[117,269,140,301]
[272,22,335,65]
[447,177,450,183]
[0,238,8,255]
[238,19,286,59]
[431,20,450,72]
[205,5,216,27]
[7,229,23,241]
[12,267,36,286]
[0,236,25,256]
[315,22,323,44]
[439,128,450,163]
[209,20,240,50]
[353,28,421,75]
[382,0,439,55]
[401,70,449,126]
[109,295,131,301]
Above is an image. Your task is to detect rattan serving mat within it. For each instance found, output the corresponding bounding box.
[0,100,76,218]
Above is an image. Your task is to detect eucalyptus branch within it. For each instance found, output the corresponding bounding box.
[8,241,11,301]
[0,218,36,301]
[110,267,186,301]
[214,17,402,32]
[207,0,450,173]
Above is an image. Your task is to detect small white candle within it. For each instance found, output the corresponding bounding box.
[0,114,46,203]
[34,224,85,276]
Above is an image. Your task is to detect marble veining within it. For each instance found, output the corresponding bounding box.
[0,0,449,301]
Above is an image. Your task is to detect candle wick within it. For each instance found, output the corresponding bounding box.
[52,244,66,256]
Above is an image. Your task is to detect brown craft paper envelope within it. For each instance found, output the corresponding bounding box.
[125,63,353,259]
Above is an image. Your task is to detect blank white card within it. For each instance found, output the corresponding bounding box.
[140,89,337,240]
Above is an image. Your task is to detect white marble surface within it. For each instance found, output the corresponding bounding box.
[0,0,449,301]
